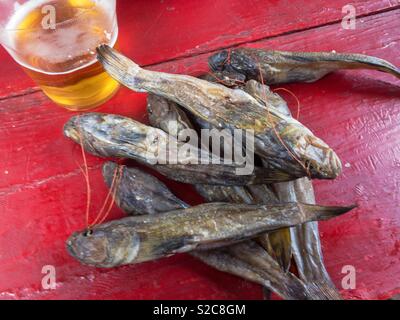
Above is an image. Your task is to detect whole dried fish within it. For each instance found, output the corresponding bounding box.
[96,45,342,180]
[66,200,352,268]
[100,162,344,300]
[64,113,292,185]
[209,48,400,85]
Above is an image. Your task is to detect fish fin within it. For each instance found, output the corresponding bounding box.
[153,235,200,256]
[267,228,292,272]
[253,168,296,184]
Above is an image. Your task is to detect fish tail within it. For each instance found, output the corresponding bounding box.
[279,51,400,79]
[300,51,400,79]
[334,53,400,79]
[306,282,343,300]
[96,45,143,89]
[299,203,357,221]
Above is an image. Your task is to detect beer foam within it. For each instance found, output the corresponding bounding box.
[4,0,118,75]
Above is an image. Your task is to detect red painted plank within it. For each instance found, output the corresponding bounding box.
[0,6,399,300]
[0,88,145,190]
[0,0,399,95]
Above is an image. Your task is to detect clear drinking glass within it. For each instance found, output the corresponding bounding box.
[0,0,120,111]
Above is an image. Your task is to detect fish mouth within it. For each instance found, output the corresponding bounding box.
[63,113,109,143]
[327,149,342,178]
[66,232,83,261]
[296,134,342,179]
[307,149,342,179]
[63,121,81,144]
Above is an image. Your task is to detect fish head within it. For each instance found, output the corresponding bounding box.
[209,49,259,80]
[63,113,117,157]
[290,127,342,179]
[63,113,152,159]
[208,50,229,71]
[66,223,141,268]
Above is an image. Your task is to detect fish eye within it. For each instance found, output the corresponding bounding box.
[83,229,93,237]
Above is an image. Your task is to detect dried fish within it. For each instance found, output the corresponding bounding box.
[147,94,194,138]
[243,79,295,272]
[150,91,293,272]
[146,94,253,205]
[66,200,352,268]
[196,77,294,272]
[64,113,292,185]
[243,79,342,297]
[195,120,293,272]
[102,162,188,215]
[191,243,314,300]
[200,71,246,88]
[209,48,400,85]
[291,178,343,300]
[197,181,293,273]
[243,80,290,116]
[96,45,342,180]
[100,162,344,300]
[146,94,281,266]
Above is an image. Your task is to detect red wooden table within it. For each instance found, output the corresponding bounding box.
[0,0,399,300]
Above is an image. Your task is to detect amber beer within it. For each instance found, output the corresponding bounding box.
[6,0,119,110]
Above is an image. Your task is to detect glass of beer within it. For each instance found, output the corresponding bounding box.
[0,0,120,111]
